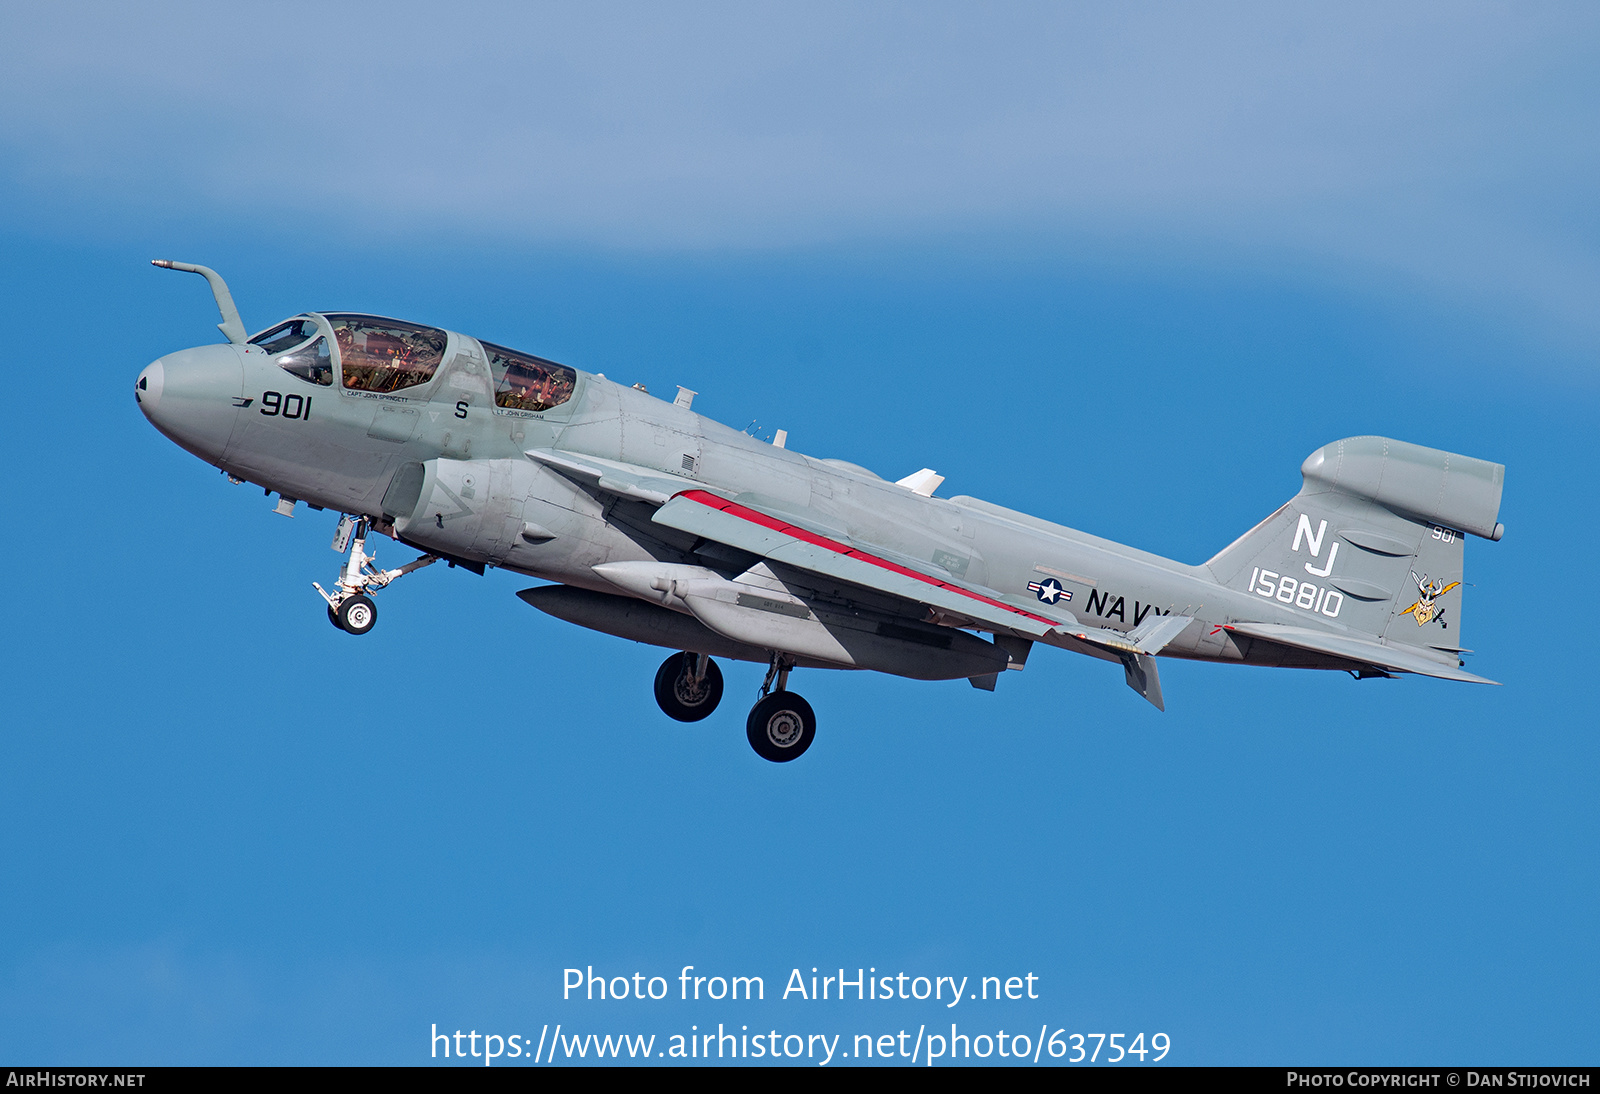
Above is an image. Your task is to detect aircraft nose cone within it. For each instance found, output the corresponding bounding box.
[137,344,244,463]
[135,360,164,414]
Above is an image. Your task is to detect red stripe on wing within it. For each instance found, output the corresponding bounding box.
[675,489,1060,628]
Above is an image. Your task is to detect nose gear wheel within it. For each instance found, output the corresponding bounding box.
[314,515,437,635]
[336,594,377,635]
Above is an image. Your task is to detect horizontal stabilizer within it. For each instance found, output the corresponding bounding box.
[1225,622,1499,684]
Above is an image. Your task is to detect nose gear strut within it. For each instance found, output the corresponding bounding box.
[314,515,438,634]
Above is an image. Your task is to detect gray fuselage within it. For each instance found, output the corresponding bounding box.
[136,314,1417,677]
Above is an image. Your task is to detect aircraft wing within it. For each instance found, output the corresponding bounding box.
[651,489,1072,640]
[524,447,715,506]
[1224,621,1499,684]
[536,472,1186,708]
[523,451,1063,638]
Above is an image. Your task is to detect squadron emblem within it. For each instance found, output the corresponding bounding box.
[1402,570,1461,627]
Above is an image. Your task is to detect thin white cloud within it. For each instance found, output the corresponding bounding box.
[4,2,1598,344]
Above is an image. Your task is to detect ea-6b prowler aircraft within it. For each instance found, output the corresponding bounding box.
[138,261,1507,762]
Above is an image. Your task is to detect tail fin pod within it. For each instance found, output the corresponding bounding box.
[1298,436,1504,543]
[1206,436,1504,651]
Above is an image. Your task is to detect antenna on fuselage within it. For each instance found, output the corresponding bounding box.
[151,260,248,345]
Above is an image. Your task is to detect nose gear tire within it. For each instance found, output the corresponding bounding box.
[653,652,724,722]
[328,604,343,631]
[746,691,816,762]
[337,594,377,635]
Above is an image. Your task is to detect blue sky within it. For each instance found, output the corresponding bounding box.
[0,2,1595,1066]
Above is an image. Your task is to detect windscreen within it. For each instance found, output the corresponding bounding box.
[249,318,333,386]
[276,337,332,386]
[249,318,319,355]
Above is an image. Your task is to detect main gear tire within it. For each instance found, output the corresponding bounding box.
[745,691,816,762]
[337,594,377,635]
[653,652,724,722]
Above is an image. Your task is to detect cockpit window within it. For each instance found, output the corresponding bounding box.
[483,341,577,412]
[326,315,448,393]
[249,318,319,355]
[277,336,333,386]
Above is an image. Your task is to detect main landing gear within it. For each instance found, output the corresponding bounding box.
[314,515,438,635]
[653,652,725,722]
[649,650,817,762]
[747,653,814,763]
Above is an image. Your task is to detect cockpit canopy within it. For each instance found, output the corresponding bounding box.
[482,341,576,412]
[247,314,579,412]
[326,314,447,393]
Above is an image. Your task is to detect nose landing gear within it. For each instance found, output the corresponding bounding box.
[315,515,438,634]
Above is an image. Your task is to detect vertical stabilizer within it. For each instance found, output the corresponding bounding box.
[1206,437,1503,655]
